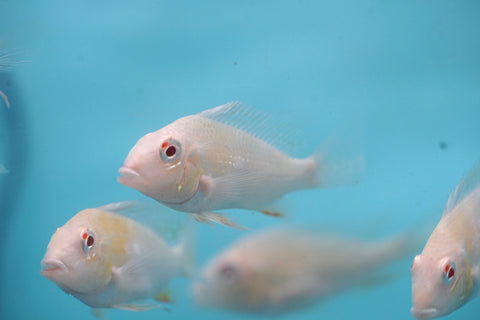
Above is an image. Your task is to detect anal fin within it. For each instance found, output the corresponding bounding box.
[189,212,247,230]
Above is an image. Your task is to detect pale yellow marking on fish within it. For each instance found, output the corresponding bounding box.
[167,161,182,171]
[80,209,136,268]
[260,210,284,218]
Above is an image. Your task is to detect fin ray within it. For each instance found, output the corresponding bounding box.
[189,212,247,230]
[443,160,480,215]
[196,101,298,155]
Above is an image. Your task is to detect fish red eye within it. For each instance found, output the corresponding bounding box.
[166,146,176,157]
[86,235,94,247]
[159,139,182,162]
[81,230,95,253]
[443,260,456,284]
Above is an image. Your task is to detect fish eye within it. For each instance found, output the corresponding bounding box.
[160,138,182,162]
[81,230,95,253]
[443,260,456,284]
[219,263,237,282]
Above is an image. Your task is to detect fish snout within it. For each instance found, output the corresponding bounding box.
[117,166,141,185]
[410,307,439,319]
[40,257,67,277]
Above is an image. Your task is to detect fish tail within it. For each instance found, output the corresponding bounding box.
[312,120,365,188]
[377,227,429,265]
[189,212,248,231]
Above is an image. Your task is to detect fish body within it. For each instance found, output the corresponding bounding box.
[193,227,413,314]
[118,102,364,228]
[411,161,480,319]
[41,201,192,311]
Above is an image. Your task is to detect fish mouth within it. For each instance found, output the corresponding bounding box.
[40,258,67,277]
[117,166,141,185]
[410,307,439,319]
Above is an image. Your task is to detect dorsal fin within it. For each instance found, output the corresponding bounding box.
[443,160,480,215]
[97,200,186,246]
[196,101,298,155]
[0,48,28,72]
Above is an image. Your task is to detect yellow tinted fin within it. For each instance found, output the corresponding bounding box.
[90,308,106,320]
[155,291,174,304]
[190,212,247,230]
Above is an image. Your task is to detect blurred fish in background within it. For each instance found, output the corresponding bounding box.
[118,102,365,229]
[40,201,195,313]
[192,225,420,315]
[0,43,28,318]
[411,160,480,319]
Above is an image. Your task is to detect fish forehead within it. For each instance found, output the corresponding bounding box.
[424,207,478,260]
[70,209,138,264]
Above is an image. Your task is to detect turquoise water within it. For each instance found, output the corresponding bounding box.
[1,1,479,319]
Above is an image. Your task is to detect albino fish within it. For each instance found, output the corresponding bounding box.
[40,201,194,311]
[118,102,364,229]
[192,227,416,314]
[411,160,480,319]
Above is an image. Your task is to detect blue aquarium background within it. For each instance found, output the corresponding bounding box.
[1,1,479,319]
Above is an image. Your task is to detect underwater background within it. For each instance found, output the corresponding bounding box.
[1,1,479,319]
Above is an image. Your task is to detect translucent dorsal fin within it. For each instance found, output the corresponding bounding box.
[196,101,298,155]
[0,48,29,72]
[97,200,187,246]
[443,160,480,215]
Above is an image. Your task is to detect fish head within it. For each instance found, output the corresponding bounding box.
[118,127,202,205]
[193,253,254,312]
[410,250,473,319]
[41,213,113,295]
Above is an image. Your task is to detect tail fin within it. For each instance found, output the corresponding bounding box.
[313,121,365,188]
[378,227,430,265]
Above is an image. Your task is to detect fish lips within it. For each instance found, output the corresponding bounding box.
[117,166,141,186]
[40,257,67,279]
[410,307,440,319]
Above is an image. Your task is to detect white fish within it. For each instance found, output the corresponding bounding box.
[118,102,364,229]
[410,160,480,319]
[40,201,194,311]
[192,227,416,314]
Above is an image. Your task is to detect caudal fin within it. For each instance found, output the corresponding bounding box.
[313,121,365,188]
